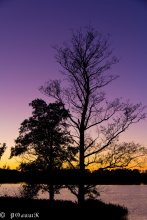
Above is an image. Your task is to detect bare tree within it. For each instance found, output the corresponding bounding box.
[40,26,146,204]
[92,141,147,170]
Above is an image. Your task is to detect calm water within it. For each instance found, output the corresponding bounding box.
[0,184,146,220]
[99,185,147,220]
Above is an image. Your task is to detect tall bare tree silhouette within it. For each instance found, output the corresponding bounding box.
[40,26,145,204]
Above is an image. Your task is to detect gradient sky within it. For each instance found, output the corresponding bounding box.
[0,0,147,168]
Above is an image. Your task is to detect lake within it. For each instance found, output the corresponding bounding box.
[0,184,146,220]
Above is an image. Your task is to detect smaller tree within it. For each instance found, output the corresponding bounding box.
[0,143,6,159]
[10,99,74,200]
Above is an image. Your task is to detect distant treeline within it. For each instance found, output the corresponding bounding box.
[0,168,146,184]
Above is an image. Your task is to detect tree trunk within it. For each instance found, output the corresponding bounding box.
[49,184,54,201]
[78,128,85,205]
[49,132,55,201]
[78,184,85,206]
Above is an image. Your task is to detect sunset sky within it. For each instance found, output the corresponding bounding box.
[0,0,147,168]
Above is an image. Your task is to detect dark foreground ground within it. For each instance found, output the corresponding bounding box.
[0,197,128,220]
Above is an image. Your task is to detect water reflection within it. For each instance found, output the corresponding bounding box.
[0,184,146,220]
[0,183,22,197]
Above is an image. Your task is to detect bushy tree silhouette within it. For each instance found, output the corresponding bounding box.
[40,26,146,204]
[10,99,74,200]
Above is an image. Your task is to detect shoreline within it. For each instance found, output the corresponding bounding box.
[0,197,128,220]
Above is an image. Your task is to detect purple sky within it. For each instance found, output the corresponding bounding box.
[0,0,147,168]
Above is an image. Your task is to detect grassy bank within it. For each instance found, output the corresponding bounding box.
[0,197,128,220]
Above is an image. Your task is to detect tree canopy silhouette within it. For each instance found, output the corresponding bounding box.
[10,99,74,200]
[40,26,146,204]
